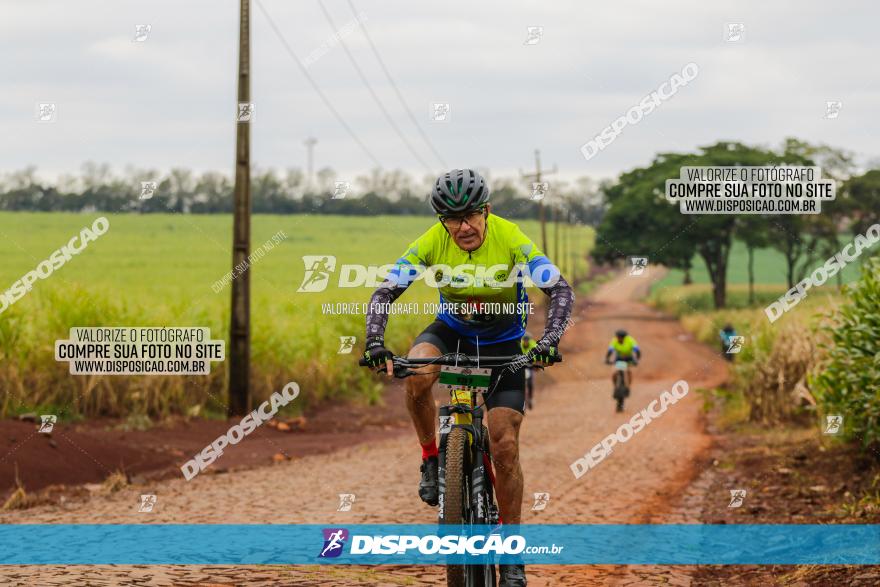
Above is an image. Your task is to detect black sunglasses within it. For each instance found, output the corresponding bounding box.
[439,207,487,228]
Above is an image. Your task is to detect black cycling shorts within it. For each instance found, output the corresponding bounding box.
[412,320,526,414]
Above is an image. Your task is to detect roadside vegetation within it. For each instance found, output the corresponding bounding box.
[812,257,880,450]
[650,253,879,454]
[588,137,880,551]
[648,256,880,548]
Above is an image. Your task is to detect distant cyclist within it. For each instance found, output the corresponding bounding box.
[362,169,574,587]
[520,334,538,410]
[719,323,737,362]
[604,329,641,388]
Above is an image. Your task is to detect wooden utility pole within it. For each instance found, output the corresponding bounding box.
[553,205,559,265]
[565,210,573,282]
[560,207,567,276]
[229,0,251,417]
[520,149,557,254]
[304,137,317,190]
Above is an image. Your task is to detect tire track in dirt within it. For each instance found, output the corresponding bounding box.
[0,269,729,586]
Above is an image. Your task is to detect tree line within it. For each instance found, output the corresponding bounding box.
[591,139,880,308]
[0,164,605,226]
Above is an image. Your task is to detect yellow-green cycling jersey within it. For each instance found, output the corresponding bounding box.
[608,335,640,359]
[386,215,558,344]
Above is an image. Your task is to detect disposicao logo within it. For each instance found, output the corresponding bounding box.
[297,255,560,293]
[319,528,349,558]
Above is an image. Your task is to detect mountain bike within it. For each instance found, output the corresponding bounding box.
[361,352,557,587]
[607,358,634,412]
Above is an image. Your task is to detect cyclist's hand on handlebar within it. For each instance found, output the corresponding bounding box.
[362,340,393,376]
[529,341,561,367]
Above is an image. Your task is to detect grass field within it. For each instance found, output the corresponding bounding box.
[652,239,869,290]
[0,212,593,419]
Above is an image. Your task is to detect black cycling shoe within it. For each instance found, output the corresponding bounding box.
[419,456,439,506]
[499,564,527,586]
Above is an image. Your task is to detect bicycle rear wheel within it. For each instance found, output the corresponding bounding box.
[613,372,627,399]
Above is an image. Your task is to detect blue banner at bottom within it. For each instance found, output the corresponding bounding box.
[0,524,877,565]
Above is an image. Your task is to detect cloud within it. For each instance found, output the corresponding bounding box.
[1,0,878,181]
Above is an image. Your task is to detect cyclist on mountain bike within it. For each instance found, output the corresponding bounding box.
[719,323,738,362]
[362,169,574,587]
[604,329,641,388]
[520,334,538,410]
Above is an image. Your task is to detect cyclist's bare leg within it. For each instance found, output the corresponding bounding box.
[626,370,633,387]
[488,407,524,524]
[405,342,442,447]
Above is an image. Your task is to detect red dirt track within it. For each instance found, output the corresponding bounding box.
[0,269,731,586]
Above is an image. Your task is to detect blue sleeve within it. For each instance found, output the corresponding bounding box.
[527,255,559,288]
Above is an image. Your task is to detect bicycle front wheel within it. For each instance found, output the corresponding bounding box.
[442,426,468,587]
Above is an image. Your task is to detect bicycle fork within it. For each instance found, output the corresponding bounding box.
[470,406,499,525]
[437,404,452,522]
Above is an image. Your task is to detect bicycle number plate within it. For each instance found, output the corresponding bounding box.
[614,360,629,371]
[438,365,491,398]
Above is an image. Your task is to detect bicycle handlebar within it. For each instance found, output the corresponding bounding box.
[358,352,561,375]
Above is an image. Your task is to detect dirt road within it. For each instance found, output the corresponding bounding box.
[0,270,730,586]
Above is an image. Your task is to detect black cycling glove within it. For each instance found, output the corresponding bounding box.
[529,341,561,364]
[362,339,393,369]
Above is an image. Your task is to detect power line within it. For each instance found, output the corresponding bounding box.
[344,0,448,170]
[314,0,434,173]
[254,0,383,169]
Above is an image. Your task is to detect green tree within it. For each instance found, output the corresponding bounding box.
[767,140,854,289]
[736,215,772,304]
[840,169,880,235]
[594,141,786,308]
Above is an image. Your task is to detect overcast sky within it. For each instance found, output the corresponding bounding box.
[2,0,878,185]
